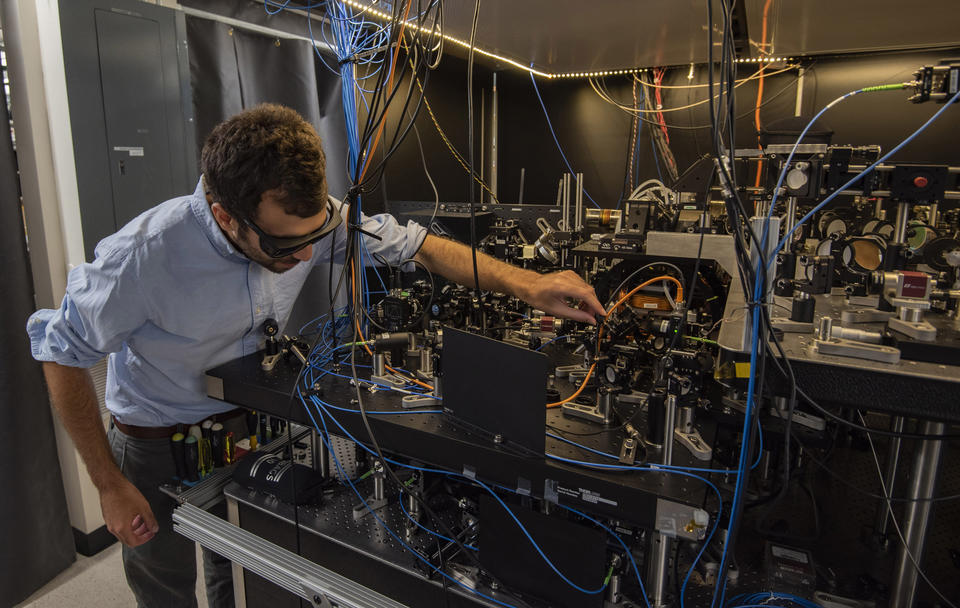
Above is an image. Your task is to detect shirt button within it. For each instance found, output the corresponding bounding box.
[256,307,262,314]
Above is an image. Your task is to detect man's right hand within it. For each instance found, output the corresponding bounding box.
[100,478,159,547]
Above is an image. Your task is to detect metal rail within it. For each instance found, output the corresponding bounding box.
[172,503,409,608]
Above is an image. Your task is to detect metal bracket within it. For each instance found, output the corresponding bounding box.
[887,317,937,341]
[370,373,408,389]
[301,583,334,608]
[675,428,712,461]
[261,351,283,372]
[561,401,609,424]
[840,308,895,324]
[554,363,587,378]
[768,407,826,431]
[770,318,815,334]
[813,337,901,364]
[400,393,440,408]
[619,436,638,465]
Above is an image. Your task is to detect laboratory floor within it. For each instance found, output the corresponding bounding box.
[14,542,209,608]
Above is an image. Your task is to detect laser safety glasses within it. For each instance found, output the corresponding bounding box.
[241,198,343,258]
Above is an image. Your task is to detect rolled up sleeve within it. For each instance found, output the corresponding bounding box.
[321,198,427,271]
[359,212,427,270]
[27,248,150,368]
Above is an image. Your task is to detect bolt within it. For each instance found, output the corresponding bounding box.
[494,434,504,444]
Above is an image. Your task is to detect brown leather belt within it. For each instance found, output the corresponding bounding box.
[111,408,245,440]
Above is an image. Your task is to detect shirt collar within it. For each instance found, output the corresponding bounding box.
[189,177,246,261]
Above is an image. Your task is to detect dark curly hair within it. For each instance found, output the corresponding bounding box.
[200,104,327,221]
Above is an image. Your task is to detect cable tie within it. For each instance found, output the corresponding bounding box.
[347,222,383,241]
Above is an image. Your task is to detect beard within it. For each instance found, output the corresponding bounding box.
[229,229,303,273]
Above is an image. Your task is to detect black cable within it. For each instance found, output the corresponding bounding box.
[797,433,960,503]
[465,0,483,314]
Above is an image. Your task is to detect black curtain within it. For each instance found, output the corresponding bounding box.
[185,14,349,332]
[186,15,349,199]
[0,55,76,605]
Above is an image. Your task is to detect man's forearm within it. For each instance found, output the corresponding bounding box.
[414,234,539,300]
[43,362,124,491]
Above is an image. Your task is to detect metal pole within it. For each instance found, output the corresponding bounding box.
[489,72,498,205]
[480,88,485,191]
[749,215,780,326]
[314,428,330,478]
[647,531,672,608]
[663,394,677,465]
[894,201,911,245]
[890,420,946,608]
[575,172,584,231]
[793,67,805,116]
[518,168,526,204]
[782,197,797,253]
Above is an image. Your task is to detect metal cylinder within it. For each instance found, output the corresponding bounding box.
[647,532,672,608]
[890,421,946,608]
[894,201,911,245]
[645,388,666,447]
[419,347,434,375]
[405,349,420,373]
[677,405,695,434]
[832,326,883,344]
[818,316,833,340]
[663,394,678,465]
[782,197,798,253]
[314,428,330,478]
[373,473,385,501]
[372,353,386,377]
[790,290,815,323]
[606,574,621,603]
[488,72,498,205]
[597,388,614,424]
[407,492,420,519]
[575,173,584,231]
[901,308,923,323]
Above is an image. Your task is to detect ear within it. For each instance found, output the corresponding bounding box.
[210,202,238,233]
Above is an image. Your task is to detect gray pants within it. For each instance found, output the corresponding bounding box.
[108,424,236,608]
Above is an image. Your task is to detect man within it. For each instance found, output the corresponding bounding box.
[28,104,604,607]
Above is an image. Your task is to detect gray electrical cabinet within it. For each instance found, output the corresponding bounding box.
[60,0,197,260]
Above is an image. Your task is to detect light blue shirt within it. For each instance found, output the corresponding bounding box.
[28,179,427,426]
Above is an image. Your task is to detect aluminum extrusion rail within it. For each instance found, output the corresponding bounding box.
[172,503,409,608]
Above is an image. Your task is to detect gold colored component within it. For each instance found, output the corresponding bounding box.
[628,294,671,311]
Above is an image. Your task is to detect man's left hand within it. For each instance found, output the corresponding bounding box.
[519,270,606,325]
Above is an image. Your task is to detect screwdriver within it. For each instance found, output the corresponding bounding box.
[224,431,236,465]
[246,410,259,451]
[260,413,270,442]
[184,435,200,483]
[211,423,224,467]
[170,432,188,482]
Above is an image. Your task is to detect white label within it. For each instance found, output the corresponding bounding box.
[772,545,808,563]
[113,146,144,157]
